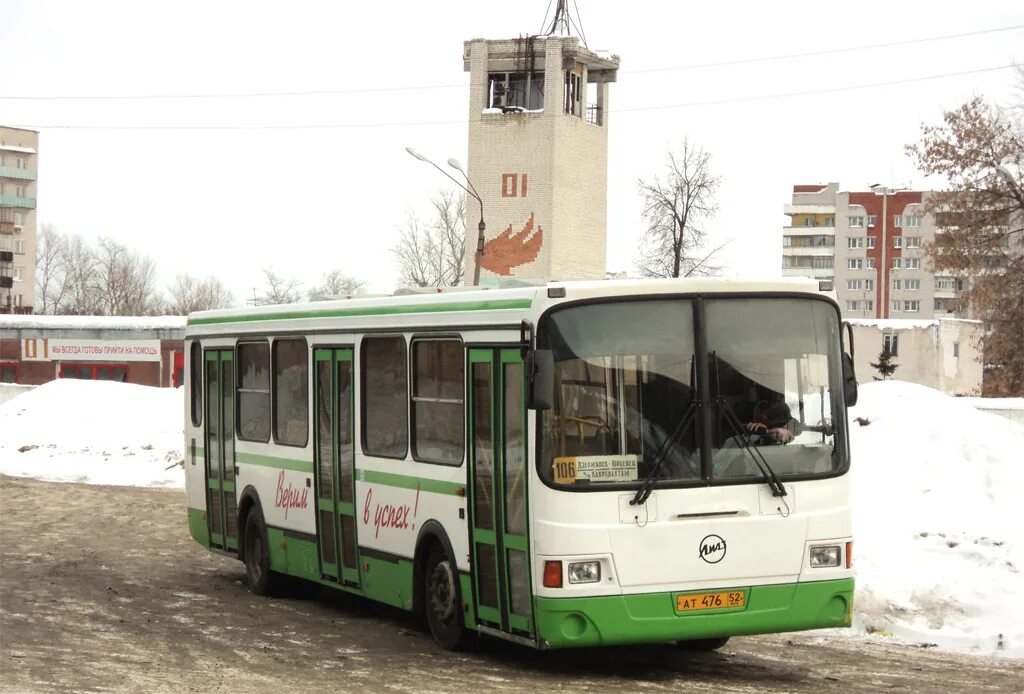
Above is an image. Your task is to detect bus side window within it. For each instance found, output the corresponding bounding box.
[190,341,203,427]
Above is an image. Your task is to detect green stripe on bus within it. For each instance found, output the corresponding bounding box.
[187,298,533,326]
[235,451,314,473]
[360,469,464,496]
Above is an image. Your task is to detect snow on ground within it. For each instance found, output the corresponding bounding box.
[0,380,184,488]
[0,378,1021,658]
[846,380,1023,658]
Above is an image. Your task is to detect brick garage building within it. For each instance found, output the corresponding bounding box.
[1,315,185,387]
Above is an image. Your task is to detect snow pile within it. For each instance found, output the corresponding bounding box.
[848,380,1023,657]
[0,380,184,487]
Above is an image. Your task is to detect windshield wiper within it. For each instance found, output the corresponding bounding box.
[630,399,699,506]
[711,352,787,498]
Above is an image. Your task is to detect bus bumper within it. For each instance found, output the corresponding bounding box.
[533,578,853,649]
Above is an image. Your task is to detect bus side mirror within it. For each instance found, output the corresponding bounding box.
[527,349,554,411]
[842,352,858,407]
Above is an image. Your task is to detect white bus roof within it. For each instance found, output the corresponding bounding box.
[186,277,832,336]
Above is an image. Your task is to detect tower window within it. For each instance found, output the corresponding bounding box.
[488,71,545,111]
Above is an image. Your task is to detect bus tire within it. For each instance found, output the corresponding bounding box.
[242,507,278,596]
[678,636,730,651]
[424,544,465,650]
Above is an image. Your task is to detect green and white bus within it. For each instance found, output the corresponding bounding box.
[184,277,858,650]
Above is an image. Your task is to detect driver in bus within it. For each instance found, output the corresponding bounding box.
[743,401,796,445]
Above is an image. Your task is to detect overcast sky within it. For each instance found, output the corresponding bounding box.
[2,0,1021,304]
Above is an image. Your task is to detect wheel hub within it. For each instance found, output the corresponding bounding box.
[429,560,456,623]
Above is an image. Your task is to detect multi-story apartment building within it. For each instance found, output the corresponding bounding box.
[0,126,38,314]
[783,182,962,320]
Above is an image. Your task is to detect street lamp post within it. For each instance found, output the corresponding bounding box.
[405,147,486,286]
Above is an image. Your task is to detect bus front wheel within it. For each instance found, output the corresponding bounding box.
[243,508,278,596]
[424,544,465,649]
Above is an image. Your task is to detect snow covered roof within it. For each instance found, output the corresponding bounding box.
[0,314,186,331]
[0,145,37,154]
[848,317,981,330]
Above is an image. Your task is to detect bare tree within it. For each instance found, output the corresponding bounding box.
[93,237,164,316]
[168,273,236,314]
[34,223,71,314]
[907,96,1024,396]
[57,235,101,315]
[393,188,466,287]
[636,140,726,278]
[308,269,366,301]
[255,268,302,305]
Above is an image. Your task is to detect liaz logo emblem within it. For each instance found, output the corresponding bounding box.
[699,534,727,564]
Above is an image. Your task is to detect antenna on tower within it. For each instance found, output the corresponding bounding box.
[539,0,588,47]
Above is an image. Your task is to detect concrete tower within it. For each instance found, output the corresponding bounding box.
[463,33,619,283]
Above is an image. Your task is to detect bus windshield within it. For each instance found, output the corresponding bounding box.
[538,297,846,489]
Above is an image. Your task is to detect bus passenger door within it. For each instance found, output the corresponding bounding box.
[204,349,237,552]
[314,348,360,586]
[468,348,533,639]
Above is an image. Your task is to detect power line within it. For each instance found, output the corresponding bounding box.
[627,24,1024,74]
[616,63,1018,113]
[10,63,1018,130]
[1,25,1019,101]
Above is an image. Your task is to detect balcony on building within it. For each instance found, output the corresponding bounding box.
[0,195,36,209]
[0,167,37,182]
[783,204,836,235]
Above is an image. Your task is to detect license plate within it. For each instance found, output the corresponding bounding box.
[676,590,746,612]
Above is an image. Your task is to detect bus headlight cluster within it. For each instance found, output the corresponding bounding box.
[809,545,842,568]
[567,561,601,584]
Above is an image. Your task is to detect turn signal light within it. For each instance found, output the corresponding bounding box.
[846,541,853,569]
[543,560,563,588]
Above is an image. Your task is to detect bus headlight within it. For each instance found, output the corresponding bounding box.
[567,561,601,584]
[809,545,842,568]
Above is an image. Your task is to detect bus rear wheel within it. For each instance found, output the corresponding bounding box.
[243,508,278,596]
[677,636,730,651]
[424,544,465,650]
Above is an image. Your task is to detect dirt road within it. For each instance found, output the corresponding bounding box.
[1,475,1020,693]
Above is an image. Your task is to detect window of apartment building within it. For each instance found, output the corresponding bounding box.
[847,279,862,290]
[867,215,877,227]
[894,215,903,228]
[848,237,865,249]
[935,298,955,313]
[16,157,27,169]
[935,277,955,290]
[411,339,465,465]
[905,236,922,248]
[362,336,408,459]
[12,294,22,307]
[891,300,901,313]
[865,279,875,290]
[824,217,835,227]
[864,299,874,312]
[814,257,833,269]
[904,279,920,291]
[883,333,899,356]
[13,212,23,226]
[866,258,875,269]
[866,237,875,249]
[847,258,864,270]
[892,279,901,291]
[12,267,23,282]
[846,300,861,312]
[893,236,903,249]
[848,216,864,227]
[803,217,815,227]
[15,186,25,197]
[904,300,920,312]
[905,258,920,270]
[953,342,960,358]
[14,240,25,255]
[905,215,921,228]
